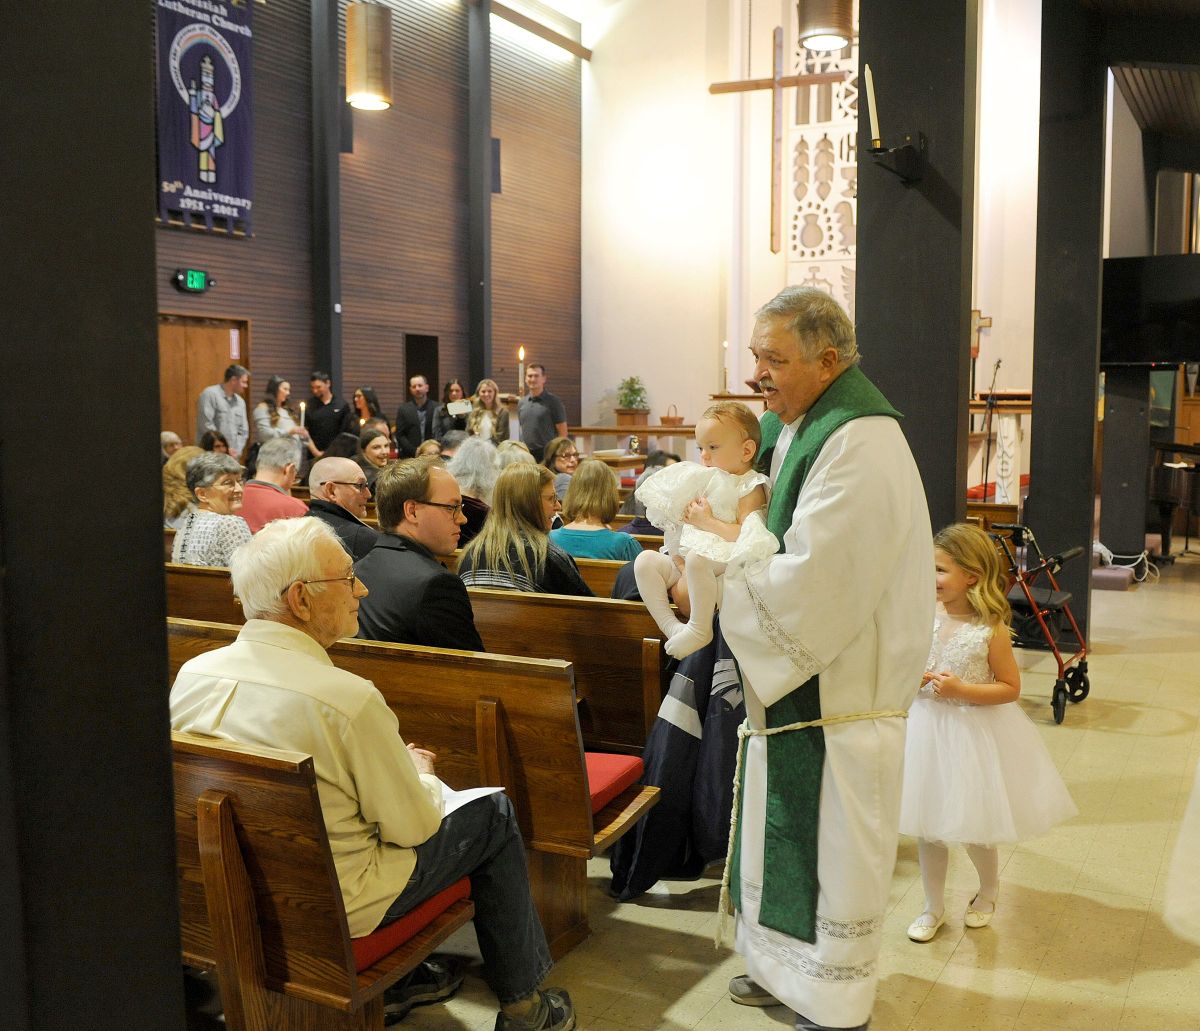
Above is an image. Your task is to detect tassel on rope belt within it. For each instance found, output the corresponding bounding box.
[715,709,909,947]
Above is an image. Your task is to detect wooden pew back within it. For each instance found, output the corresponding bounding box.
[168,618,593,857]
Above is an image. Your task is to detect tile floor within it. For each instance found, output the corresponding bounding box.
[415,556,1200,1031]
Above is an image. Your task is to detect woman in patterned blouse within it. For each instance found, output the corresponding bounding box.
[171,451,253,567]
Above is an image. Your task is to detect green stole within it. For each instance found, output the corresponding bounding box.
[728,365,901,943]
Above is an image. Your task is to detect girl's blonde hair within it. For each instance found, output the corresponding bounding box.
[163,445,205,520]
[461,463,554,583]
[562,459,620,524]
[933,522,1011,628]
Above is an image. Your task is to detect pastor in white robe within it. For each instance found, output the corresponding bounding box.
[722,414,934,1028]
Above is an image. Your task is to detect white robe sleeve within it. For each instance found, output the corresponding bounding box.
[722,418,923,708]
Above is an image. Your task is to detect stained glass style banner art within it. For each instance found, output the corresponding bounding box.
[156,0,254,234]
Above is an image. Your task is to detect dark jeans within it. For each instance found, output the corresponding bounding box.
[381,793,551,1004]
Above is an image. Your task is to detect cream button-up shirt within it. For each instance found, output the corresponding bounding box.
[169,619,444,937]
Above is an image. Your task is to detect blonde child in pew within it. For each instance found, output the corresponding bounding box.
[633,400,778,659]
[900,523,1077,943]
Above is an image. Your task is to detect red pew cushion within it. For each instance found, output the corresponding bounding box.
[586,752,645,815]
[352,876,472,972]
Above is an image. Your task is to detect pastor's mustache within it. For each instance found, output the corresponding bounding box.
[758,378,776,391]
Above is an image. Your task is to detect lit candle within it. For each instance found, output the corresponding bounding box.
[864,64,881,147]
[299,401,306,428]
[518,345,526,396]
[359,417,365,428]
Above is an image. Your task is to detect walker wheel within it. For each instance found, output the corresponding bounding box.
[1065,667,1089,703]
[1052,682,1068,725]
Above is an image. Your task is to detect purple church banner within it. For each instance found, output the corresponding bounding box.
[156,0,253,233]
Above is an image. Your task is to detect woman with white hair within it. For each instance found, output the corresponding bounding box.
[446,436,499,546]
[172,451,253,567]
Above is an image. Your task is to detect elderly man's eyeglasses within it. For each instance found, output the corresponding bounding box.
[282,570,360,595]
[415,500,464,517]
[328,480,371,493]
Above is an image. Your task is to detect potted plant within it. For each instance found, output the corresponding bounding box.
[615,376,650,427]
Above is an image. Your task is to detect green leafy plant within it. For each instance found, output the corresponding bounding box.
[617,376,649,409]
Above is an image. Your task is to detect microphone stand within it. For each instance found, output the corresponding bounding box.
[980,359,1002,503]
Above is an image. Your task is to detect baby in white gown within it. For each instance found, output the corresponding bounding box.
[633,401,778,658]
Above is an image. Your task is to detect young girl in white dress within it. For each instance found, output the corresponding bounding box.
[901,522,1077,943]
[633,401,778,659]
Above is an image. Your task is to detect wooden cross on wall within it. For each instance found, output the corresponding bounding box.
[709,26,849,254]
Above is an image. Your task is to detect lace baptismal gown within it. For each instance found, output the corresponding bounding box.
[899,614,1077,845]
[634,462,778,566]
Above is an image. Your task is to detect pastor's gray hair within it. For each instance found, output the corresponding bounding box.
[446,436,499,503]
[230,517,343,621]
[754,286,859,365]
[256,436,302,472]
[186,451,243,496]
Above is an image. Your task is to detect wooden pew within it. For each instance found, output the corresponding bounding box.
[163,564,666,753]
[173,731,475,1029]
[441,550,626,599]
[164,527,176,562]
[168,617,660,959]
[465,589,666,753]
[966,500,1020,532]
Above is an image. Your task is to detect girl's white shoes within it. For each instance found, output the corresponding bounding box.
[906,911,944,942]
[964,895,996,928]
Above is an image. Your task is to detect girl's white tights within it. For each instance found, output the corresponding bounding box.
[917,839,999,918]
[632,550,725,660]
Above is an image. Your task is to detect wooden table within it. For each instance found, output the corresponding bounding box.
[591,454,645,471]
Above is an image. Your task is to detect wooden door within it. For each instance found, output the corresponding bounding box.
[159,315,251,444]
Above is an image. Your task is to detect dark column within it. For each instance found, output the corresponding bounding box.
[467,0,493,388]
[857,0,978,532]
[1027,2,1108,640]
[312,0,344,390]
[0,2,181,1027]
[1099,367,1151,556]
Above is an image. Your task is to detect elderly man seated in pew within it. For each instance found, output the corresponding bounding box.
[355,457,485,651]
[169,518,575,1031]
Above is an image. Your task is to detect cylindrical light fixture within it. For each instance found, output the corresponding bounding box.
[797,0,853,52]
[346,2,393,111]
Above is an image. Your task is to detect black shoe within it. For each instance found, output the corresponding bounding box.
[383,956,466,1024]
[494,988,576,1031]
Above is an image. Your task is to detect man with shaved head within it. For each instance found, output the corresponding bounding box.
[307,456,380,560]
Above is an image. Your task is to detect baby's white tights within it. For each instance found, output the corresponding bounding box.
[633,549,724,660]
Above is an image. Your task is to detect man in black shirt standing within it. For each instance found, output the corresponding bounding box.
[395,374,437,458]
[307,371,353,453]
[518,364,568,462]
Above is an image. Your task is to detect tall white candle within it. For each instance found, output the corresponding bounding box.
[518,345,526,396]
[864,64,881,146]
[299,401,306,428]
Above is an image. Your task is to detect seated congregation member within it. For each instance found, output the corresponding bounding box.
[163,445,204,529]
[306,457,380,560]
[322,431,362,460]
[617,451,681,537]
[497,439,535,468]
[439,429,468,459]
[199,429,230,454]
[355,459,484,652]
[432,379,469,440]
[161,431,182,465]
[458,463,593,597]
[551,459,642,562]
[239,437,308,533]
[467,378,510,444]
[172,452,252,567]
[445,436,499,546]
[415,439,443,460]
[169,519,575,1031]
[356,427,391,491]
[541,437,579,501]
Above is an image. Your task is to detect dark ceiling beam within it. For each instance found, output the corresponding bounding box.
[1101,15,1200,65]
[467,0,493,389]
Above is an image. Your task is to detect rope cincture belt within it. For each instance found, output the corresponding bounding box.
[714,709,910,948]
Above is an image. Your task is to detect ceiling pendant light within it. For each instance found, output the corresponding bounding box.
[798,0,853,53]
[346,2,393,111]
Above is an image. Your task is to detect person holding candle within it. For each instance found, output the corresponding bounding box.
[518,365,567,463]
[352,386,385,428]
[253,376,319,459]
[307,371,355,454]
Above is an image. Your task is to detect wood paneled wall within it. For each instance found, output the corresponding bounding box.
[491,35,583,421]
[155,0,315,393]
[340,1,470,415]
[154,0,581,421]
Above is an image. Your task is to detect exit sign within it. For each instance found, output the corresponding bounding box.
[172,268,214,293]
